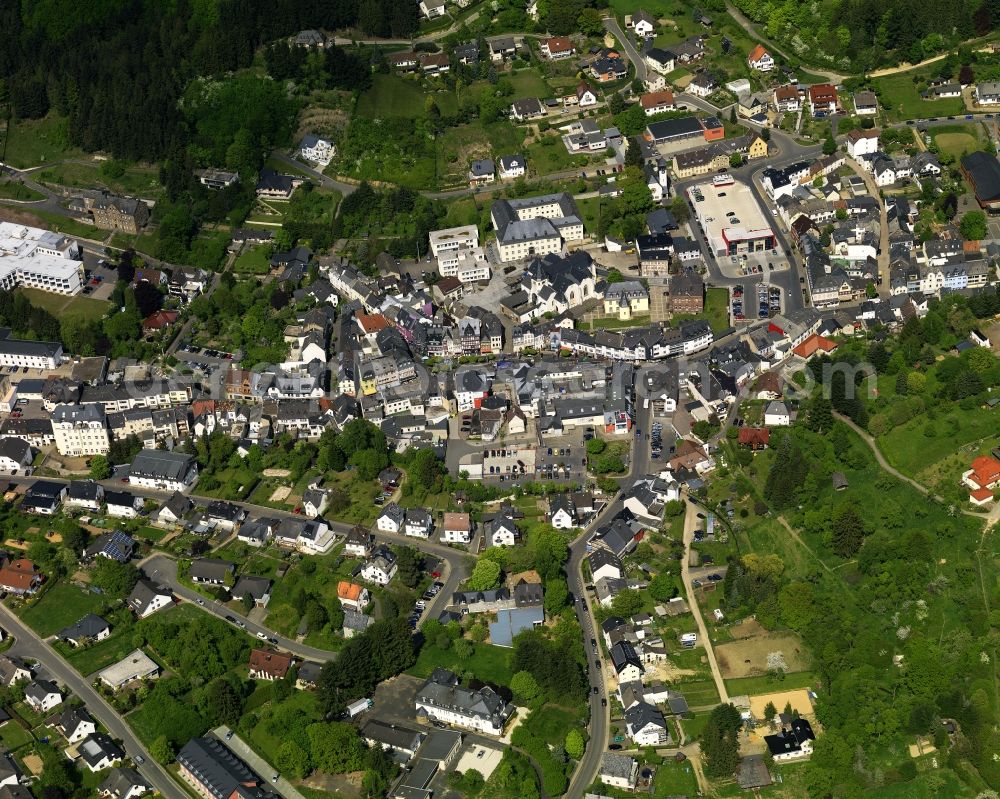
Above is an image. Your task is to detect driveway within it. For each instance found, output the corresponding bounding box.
[602,16,646,83]
[680,500,729,704]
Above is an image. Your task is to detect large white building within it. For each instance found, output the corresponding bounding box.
[52,404,110,457]
[415,668,514,735]
[0,222,84,295]
[0,332,64,370]
[429,225,479,258]
[491,193,584,263]
[438,247,491,283]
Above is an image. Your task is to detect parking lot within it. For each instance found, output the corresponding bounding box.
[730,282,781,323]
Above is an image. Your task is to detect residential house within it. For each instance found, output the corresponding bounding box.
[853,90,878,115]
[128,450,198,493]
[337,581,370,611]
[188,558,234,586]
[577,82,598,108]
[488,37,517,62]
[232,576,272,608]
[58,706,97,744]
[808,83,838,116]
[763,400,791,426]
[237,517,276,548]
[151,491,193,527]
[98,650,160,691]
[248,649,292,681]
[25,679,62,713]
[624,701,670,745]
[343,610,374,639]
[361,548,398,585]
[0,656,30,687]
[468,159,496,187]
[0,558,42,595]
[344,526,375,557]
[0,438,32,475]
[747,44,774,71]
[600,753,638,790]
[21,480,66,515]
[846,128,879,158]
[963,455,1000,505]
[643,48,675,75]
[98,768,150,799]
[83,531,134,563]
[441,512,472,544]
[105,491,141,519]
[510,97,545,121]
[57,614,111,647]
[975,82,1000,105]
[127,579,172,618]
[773,84,802,112]
[489,513,520,546]
[541,36,574,59]
[588,550,623,582]
[632,9,656,36]
[764,719,816,761]
[609,641,644,683]
[65,480,104,511]
[640,90,675,115]
[78,733,125,772]
[498,154,526,180]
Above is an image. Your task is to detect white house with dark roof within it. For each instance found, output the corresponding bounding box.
[415,668,514,735]
[58,706,97,743]
[600,753,638,789]
[25,679,63,713]
[624,701,670,745]
[298,135,336,166]
[0,437,32,475]
[126,579,173,618]
[498,154,526,180]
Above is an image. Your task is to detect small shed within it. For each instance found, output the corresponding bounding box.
[832,472,849,491]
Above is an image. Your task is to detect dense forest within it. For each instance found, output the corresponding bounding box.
[731,0,1000,70]
[0,0,414,164]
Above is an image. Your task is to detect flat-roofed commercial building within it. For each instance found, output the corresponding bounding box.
[0,222,84,295]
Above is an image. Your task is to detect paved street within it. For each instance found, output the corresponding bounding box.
[0,605,189,799]
[602,16,646,83]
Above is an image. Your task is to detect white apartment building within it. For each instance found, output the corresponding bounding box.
[438,247,491,283]
[429,225,479,258]
[51,404,110,457]
[0,335,64,370]
[491,194,584,263]
[0,222,84,295]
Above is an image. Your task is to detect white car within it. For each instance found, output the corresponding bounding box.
[256,631,268,640]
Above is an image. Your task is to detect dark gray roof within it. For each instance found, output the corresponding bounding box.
[78,732,124,768]
[58,614,110,643]
[130,450,194,480]
[232,576,271,600]
[177,737,278,799]
[99,767,150,799]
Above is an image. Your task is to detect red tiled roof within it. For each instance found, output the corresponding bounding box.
[544,36,574,53]
[748,44,769,62]
[809,83,838,103]
[641,90,675,109]
[356,314,392,334]
[248,648,292,678]
[338,581,365,601]
[738,427,770,446]
[142,310,179,330]
[969,456,1000,488]
[792,333,838,358]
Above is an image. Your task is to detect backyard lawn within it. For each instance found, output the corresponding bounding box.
[408,640,514,687]
[356,74,432,118]
[234,245,272,275]
[17,582,108,637]
[0,721,33,752]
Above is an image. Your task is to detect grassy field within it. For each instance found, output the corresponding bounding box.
[724,670,819,696]
[930,123,985,160]
[672,678,720,708]
[525,138,589,176]
[17,287,111,318]
[64,632,142,677]
[877,404,999,481]
[18,582,107,637]
[0,114,84,169]
[508,69,551,98]
[0,207,101,239]
[673,286,731,334]
[357,74,431,118]
[408,641,514,686]
[587,314,652,330]
[234,245,272,274]
[34,161,162,198]
[873,74,966,121]
[0,180,44,201]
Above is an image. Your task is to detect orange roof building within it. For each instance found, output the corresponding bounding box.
[337,581,370,609]
[792,333,838,359]
[248,648,292,681]
[356,314,392,335]
[142,310,180,331]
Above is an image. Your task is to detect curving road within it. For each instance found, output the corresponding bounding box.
[602,16,645,83]
[0,606,190,799]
